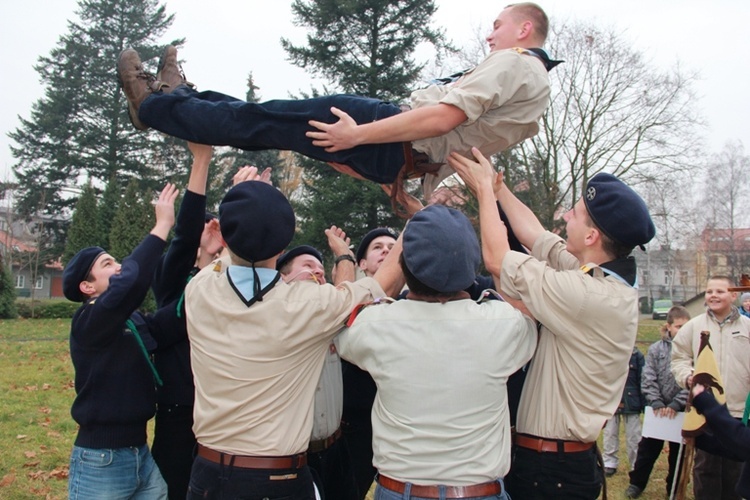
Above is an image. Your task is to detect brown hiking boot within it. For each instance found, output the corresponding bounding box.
[157,45,194,93]
[117,48,165,130]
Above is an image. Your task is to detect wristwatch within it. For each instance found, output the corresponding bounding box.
[334,254,356,265]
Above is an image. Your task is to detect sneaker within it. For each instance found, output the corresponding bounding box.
[117,48,164,130]
[625,484,643,498]
[604,467,617,477]
[157,45,194,93]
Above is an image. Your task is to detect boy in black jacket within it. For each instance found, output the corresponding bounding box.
[64,183,181,500]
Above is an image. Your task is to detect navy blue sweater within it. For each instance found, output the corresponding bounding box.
[70,235,184,448]
[151,190,206,407]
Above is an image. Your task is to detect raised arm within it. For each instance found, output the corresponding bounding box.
[325,225,356,285]
[448,148,510,279]
[306,104,467,153]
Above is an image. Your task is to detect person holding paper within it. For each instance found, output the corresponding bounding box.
[625,306,690,498]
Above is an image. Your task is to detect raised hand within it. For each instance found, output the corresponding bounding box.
[152,182,179,240]
[232,166,273,186]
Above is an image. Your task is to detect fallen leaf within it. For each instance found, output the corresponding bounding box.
[24,451,36,458]
[0,473,15,487]
[46,431,61,438]
[49,467,68,480]
[23,461,40,468]
[16,435,28,440]
[27,469,47,480]
[42,383,51,390]
[39,407,51,414]
[25,385,38,391]
[29,485,50,495]
[39,445,48,452]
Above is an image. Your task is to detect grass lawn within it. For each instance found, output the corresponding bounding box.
[0,317,694,499]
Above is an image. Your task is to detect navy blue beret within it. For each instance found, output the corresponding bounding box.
[356,227,399,263]
[583,173,655,249]
[219,182,295,263]
[63,246,106,302]
[276,245,323,271]
[402,205,480,293]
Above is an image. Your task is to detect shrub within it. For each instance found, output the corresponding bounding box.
[16,299,79,319]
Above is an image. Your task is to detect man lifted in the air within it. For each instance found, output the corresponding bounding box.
[118,3,556,198]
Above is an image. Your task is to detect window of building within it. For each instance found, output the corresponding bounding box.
[35,276,43,289]
[15,274,24,289]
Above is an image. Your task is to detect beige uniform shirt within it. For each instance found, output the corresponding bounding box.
[336,298,537,485]
[185,257,384,456]
[411,49,550,197]
[500,232,639,442]
[671,311,750,417]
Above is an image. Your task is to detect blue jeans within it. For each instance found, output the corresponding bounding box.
[187,455,316,499]
[68,444,167,499]
[374,479,509,500]
[139,87,405,184]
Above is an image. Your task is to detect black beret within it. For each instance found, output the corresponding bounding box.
[402,205,480,293]
[356,227,399,263]
[219,182,295,262]
[583,173,655,249]
[276,245,323,271]
[62,246,106,302]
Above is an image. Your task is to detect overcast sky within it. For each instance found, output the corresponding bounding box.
[1,0,748,181]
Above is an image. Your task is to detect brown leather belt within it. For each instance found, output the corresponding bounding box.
[308,427,342,454]
[377,474,502,498]
[514,434,595,453]
[196,444,307,469]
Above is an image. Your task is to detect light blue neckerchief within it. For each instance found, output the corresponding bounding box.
[227,266,279,304]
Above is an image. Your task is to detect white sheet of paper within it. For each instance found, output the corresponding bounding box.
[641,406,685,443]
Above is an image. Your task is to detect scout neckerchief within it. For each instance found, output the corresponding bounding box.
[428,47,563,86]
[226,265,280,307]
[125,318,163,386]
[580,256,638,289]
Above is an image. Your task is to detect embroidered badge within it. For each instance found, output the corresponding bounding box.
[586,185,596,201]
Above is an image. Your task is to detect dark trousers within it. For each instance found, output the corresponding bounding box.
[152,404,196,500]
[628,437,683,495]
[187,455,316,499]
[308,438,358,500]
[139,87,405,184]
[341,417,376,499]
[506,445,602,500]
[693,449,742,500]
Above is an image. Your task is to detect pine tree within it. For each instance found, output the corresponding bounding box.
[109,179,155,261]
[9,0,186,219]
[282,0,452,101]
[0,258,18,319]
[63,183,100,265]
[97,175,121,248]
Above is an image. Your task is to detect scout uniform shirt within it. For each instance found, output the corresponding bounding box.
[500,231,639,443]
[185,256,384,456]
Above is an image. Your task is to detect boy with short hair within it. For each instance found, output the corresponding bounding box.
[672,276,750,500]
[64,184,181,500]
[625,305,690,498]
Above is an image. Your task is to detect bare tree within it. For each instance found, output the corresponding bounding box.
[698,141,750,280]
[509,20,703,231]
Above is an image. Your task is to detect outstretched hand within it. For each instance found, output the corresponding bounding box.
[232,166,272,186]
[307,107,360,152]
[324,225,352,257]
[152,182,179,240]
[447,147,502,197]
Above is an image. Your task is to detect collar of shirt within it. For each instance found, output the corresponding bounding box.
[226,266,279,305]
[707,305,740,327]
